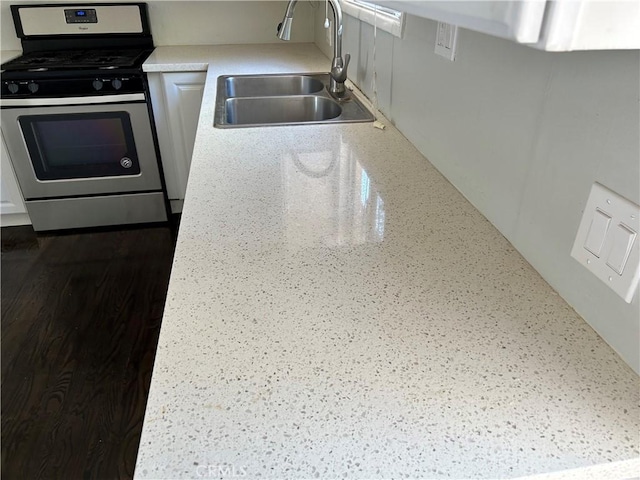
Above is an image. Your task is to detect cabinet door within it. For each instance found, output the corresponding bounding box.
[374,0,547,43]
[148,71,205,213]
[534,1,640,51]
[373,0,639,51]
[1,130,30,223]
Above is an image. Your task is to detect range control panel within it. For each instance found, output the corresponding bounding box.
[1,75,145,98]
[15,4,144,36]
[64,9,98,24]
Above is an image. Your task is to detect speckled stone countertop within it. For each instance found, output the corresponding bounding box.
[135,44,639,479]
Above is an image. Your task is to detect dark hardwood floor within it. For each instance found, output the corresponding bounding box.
[1,224,176,479]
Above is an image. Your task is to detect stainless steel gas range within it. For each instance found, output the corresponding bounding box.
[1,3,168,231]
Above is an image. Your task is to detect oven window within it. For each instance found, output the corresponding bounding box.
[19,112,141,180]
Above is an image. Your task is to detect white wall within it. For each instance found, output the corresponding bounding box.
[316,11,640,373]
[147,1,314,46]
[0,0,315,50]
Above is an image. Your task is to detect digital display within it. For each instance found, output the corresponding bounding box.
[64,8,97,24]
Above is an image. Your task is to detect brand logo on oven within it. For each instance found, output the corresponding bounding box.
[120,157,133,169]
[78,26,89,31]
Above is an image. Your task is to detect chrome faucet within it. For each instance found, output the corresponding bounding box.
[277,0,351,98]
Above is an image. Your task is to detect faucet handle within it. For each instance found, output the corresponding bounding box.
[342,53,351,81]
[343,53,351,70]
[331,52,351,84]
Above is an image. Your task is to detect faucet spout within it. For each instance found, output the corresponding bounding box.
[276,0,297,40]
[277,0,350,98]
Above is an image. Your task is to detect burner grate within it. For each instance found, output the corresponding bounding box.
[1,49,147,72]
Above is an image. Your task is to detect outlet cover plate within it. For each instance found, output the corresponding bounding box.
[571,182,640,303]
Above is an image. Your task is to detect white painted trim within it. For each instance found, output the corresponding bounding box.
[342,1,405,38]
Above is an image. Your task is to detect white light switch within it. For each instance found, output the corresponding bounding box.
[435,22,458,61]
[606,223,636,275]
[571,183,640,303]
[584,208,611,257]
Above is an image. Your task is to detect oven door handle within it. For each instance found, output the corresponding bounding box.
[1,93,146,107]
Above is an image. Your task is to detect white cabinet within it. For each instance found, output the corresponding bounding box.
[375,0,640,51]
[148,71,206,213]
[0,130,30,226]
[535,1,640,51]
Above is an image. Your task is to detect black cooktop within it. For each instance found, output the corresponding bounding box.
[1,3,155,96]
[1,48,149,72]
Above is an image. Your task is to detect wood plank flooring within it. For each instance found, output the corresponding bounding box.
[1,225,176,479]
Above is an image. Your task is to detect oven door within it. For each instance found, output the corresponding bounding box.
[1,94,162,200]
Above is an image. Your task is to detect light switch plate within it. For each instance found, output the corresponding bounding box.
[435,22,457,61]
[571,182,640,303]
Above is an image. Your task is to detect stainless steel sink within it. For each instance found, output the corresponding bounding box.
[224,74,324,97]
[214,73,374,128]
[225,96,342,126]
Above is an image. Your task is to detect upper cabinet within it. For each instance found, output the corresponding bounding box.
[374,0,640,51]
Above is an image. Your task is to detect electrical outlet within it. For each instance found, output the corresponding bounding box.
[571,182,640,303]
[435,22,458,61]
[326,20,332,47]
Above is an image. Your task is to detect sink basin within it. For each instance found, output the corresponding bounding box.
[224,75,325,97]
[214,73,375,128]
[225,96,342,126]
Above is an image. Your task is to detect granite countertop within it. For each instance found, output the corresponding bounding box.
[135,44,639,479]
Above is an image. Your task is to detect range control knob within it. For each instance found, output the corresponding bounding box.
[112,78,123,90]
[27,82,39,93]
[92,79,104,91]
[7,83,19,94]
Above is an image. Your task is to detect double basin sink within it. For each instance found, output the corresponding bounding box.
[214,73,374,128]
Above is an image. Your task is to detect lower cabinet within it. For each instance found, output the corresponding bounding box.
[148,71,206,213]
[1,130,30,226]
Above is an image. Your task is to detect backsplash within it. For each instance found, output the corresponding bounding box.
[315,9,640,373]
